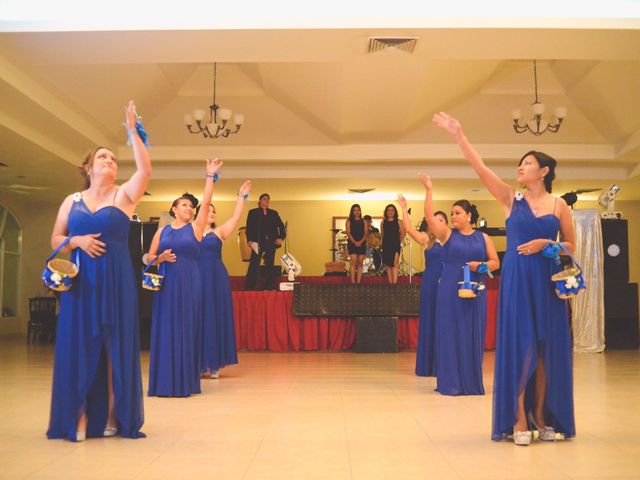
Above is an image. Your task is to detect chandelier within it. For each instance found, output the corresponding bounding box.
[183,63,244,139]
[511,60,567,136]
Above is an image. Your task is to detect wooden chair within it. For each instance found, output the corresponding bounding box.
[27,297,57,344]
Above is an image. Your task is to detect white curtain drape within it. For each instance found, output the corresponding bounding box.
[570,209,605,353]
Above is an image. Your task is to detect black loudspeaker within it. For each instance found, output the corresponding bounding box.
[601,219,629,283]
[128,221,159,350]
[604,282,639,350]
[355,317,398,353]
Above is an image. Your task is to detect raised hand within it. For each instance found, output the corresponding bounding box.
[432,112,462,138]
[125,100,137,130]
[396,194,408,210]
[238,180,252,198]
[206,158,223,177]
[418,173,432,190]
[73,233,106,258]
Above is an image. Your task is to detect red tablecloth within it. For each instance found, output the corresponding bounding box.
[231,276,499,352]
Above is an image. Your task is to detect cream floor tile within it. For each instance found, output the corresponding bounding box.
[2,338,640,480]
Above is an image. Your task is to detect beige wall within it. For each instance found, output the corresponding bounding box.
[0,194,61,336]
[3,195,639,336]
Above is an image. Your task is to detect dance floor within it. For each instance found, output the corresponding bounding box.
[1,336,639,480]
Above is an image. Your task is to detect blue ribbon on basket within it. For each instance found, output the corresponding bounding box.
[551,243,586,299]
[42,237,80,291]
[457,264,480,297]
[141,261,165,291]
[462,263,472,288]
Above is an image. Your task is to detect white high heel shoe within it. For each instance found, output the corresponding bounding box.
[528,412,556,441]
[75,431,86,442]
[513,430,532,446]
[103,425,118,437]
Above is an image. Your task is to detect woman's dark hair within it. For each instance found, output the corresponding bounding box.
[434,210,449,224]
[418,211,448,232]
[453,199,479,225]
[195,202,216,228]
[383,204,398,222]
[348,204,362,222]
[78,146,115,189]
[519,150,557,193]
[169,194,197,218]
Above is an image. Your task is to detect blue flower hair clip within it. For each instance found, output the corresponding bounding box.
[541,242,561,265]
[477,262,494,278]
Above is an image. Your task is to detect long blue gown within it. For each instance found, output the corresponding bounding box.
[415,242,444,377]
[47,195,145,440]
[435,229,487,396]
[148,223,202,397]
[198,231,238,373]
[492,195,575,440]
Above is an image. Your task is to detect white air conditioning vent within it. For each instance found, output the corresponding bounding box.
[367,37,418,54]
[349,188,375,194]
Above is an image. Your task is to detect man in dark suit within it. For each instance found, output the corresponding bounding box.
[244,193,286,290]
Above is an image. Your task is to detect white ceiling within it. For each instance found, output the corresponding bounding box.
[1,21,640,203]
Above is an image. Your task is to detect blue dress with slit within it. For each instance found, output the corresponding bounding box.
[415,242,443,377]
[492,195,575,440]
[47,195,145,440]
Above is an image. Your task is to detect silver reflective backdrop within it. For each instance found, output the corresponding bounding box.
[571,209,605,353]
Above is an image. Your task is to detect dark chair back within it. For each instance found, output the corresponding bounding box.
[28,297,57,343]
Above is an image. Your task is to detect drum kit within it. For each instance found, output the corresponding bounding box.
[330,228,385,275]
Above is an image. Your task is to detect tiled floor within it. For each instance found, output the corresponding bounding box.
[1,337,639,480]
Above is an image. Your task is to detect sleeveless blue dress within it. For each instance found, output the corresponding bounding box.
[415,242,444,377]
[47,195,145,440]
[198,231,238,373]
[492,195,575,440]
[435,229,487,396]
[148,223,202,397]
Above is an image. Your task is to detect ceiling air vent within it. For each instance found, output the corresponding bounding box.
[349,188,375,194]
[367,37,418,54]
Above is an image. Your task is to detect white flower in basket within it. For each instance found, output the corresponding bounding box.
[151,277,160,287]
[51,272,62,285]
[565,276,579,290]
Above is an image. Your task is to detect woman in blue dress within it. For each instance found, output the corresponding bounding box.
[47,101,151,442]
[146,159,222,397]
[422,175,500,396]
[196,180,252,379]
[434,112,576,446]
[397,194,448,377]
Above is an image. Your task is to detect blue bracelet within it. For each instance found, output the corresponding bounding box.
[477,262,494,278]
[205,172,219,183]
[125,117,150,147]
[238,193,248,201]
[541,242,561,265]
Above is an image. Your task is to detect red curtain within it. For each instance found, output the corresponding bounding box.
[231,276,499,352]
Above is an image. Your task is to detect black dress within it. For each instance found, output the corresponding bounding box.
[382,219,401,266]
[347,218,366,255]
